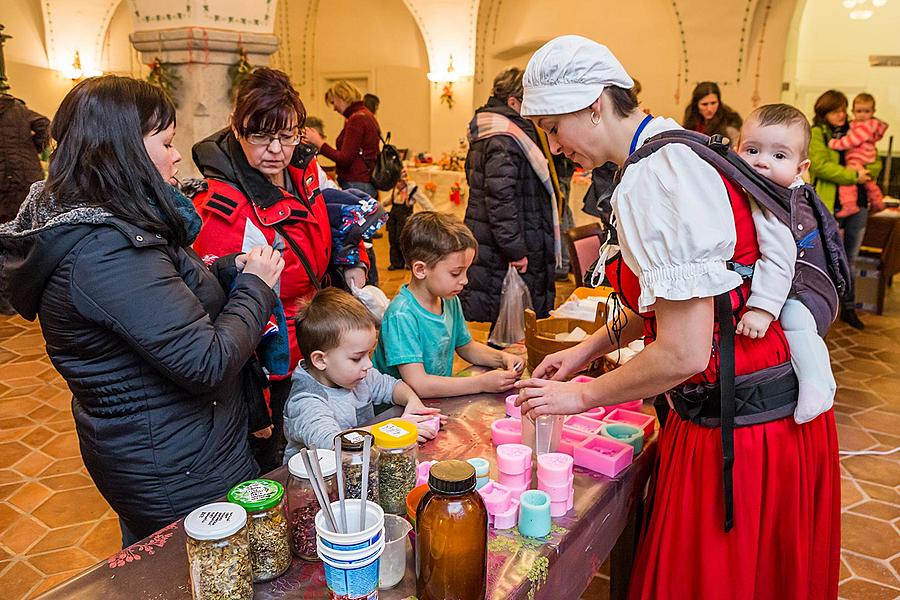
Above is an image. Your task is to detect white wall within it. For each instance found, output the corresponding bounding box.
[785,0,900,152]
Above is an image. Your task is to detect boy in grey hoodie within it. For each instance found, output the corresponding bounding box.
[283,288,443,461]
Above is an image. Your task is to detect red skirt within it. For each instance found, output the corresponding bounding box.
[628,410,840,600]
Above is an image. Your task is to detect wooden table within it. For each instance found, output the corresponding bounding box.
[38,392,656,600]
[860,208,900,314]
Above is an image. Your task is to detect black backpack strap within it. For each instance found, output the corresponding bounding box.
[272,223,323,292]
[715,292,736,533]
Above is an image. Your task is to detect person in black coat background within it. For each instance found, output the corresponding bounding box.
[0,93,49,222]
[0,76,284,546]
[461,67,555,324]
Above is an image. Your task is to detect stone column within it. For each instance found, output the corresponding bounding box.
[131,28,278,178]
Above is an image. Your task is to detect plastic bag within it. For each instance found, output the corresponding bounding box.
[488,265,533,347]
[350,283,390,325]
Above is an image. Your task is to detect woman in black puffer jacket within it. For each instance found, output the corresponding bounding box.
[461,67,556,324]
[0,77,284,545]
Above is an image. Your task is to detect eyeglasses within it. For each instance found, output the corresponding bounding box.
[245,131,302,147]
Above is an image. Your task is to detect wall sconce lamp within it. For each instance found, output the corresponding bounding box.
[427,54,459,83]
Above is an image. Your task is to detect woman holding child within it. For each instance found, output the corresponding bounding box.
[192,68,369,470]
[0,76,284,545]
[516,36,839,599]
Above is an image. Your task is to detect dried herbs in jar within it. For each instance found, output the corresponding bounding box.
[227,479,291,582]
[372,419,419,515]
[184,502,253,600]
[337,429,380,504]
[286,448,338,560]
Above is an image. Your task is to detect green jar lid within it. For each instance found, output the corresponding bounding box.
[227,479,284,512]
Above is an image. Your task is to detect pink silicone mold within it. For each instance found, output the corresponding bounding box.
[564,414,605,434]
[491,418,523,445]
[558,427,590,456]
[603,408,656,439]
[582,406,606,420]
[573,436,634,477]
[495,443,532,474]
[492,498,519,530]
[505,394,522,419]
[416,460,436,487]
[478,481,512,515]
[571,375,595,384]
[536,453,574,486]
[550,498,569,518]
[610,399,644,411]
[498,470,532,489]
[502,478,531,500]
[538,474,574,501]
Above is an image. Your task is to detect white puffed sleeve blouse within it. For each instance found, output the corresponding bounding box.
[611,117,743,313]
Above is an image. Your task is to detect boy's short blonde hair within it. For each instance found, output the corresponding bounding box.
[400,211,478,267]
[745,103,811,160]
[295,288,374,357]
[325,80,362,105]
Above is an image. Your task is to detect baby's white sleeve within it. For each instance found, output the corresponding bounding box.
[746,199,796,317]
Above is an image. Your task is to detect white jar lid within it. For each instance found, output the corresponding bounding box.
[288,448,337,479]
[184,502,247,541]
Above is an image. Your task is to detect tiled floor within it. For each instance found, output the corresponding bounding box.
[0,236,897,599]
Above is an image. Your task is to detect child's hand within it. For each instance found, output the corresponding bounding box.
[735,309,774,339]
[478,368,518,394]
[251,425,273,439]
[400,409,445,442]
[500,352,525,376]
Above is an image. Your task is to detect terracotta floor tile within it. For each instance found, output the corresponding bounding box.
[835,387,886,410]
[836,423,879,451]
[25,569,84,599]
[26,547,97,575]
[0,442,30,469]
[36,457,84,479]
[7,482,52,514]
[39,435,80,460]
[843,552,900,588]
[857,481,900,504]
[841,454,900,488]
[0,501,21,534]
[0,397,38,419]
[841,513,900,559]
[20,427,55,450]
[2,516,48,554]
[1,363,50,381]
[0,469,25,485]
[0,482,19,501]
[12,452,54,479]
[841,477,865,506]
[32,487,110,528]
[0,417,33,431]
[45,419,75,434]
[852,410,900,436]
[27,524,90,555]
[838,578,900,600]
[848,500,900,522]
[0,560,41,600]
[79,518,120,561]
[40,473,93,492]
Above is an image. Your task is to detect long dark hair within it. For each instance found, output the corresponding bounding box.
[44,76,186,245]
[682,81,742,136]
[812,90,848,128]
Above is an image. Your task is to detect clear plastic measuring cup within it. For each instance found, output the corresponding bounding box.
[378,514,412,589]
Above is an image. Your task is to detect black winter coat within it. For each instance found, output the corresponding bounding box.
[460,98,555,323]
[0,95,49,222]
[0,184,276,540]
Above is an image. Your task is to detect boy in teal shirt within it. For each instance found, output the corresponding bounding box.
[373,212,523,397]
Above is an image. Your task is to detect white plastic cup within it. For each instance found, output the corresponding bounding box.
[318,538,384,599]
[316,499,384,551]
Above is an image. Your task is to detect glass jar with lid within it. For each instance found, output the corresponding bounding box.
[372,419,418,515]
[286,448,338,561]
[226,479,291,582]
[184,501,253,600]
[337,429,380,504]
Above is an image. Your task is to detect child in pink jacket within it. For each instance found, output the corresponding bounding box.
[828,93,888,217]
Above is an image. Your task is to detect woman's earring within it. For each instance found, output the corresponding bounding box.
[591,112,601,126]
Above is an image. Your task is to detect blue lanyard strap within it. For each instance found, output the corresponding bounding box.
[629,114,654,156]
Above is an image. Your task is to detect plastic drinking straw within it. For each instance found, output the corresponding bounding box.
[359,435,372,533]
[334,437,348,533]
[300,448,337,533]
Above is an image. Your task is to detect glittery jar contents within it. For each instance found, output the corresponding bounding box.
[372,419,419,515]
[226,479,291,582]
[286,449,338,561]
[184,502,253,600]
[337,429,380,504]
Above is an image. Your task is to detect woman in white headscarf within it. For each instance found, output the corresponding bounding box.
[515,36,839,600]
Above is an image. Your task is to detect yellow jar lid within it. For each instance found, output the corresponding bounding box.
[371,418,417,449]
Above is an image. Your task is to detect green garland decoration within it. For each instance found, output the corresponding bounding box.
[228,49,255,101]
[146,57,181,107]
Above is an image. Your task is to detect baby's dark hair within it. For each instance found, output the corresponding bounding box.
[746,103,811,159]
[295,288,375,357]
[399,211,477,267]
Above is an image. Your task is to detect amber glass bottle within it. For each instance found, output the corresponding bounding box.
[416,460,489,600]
